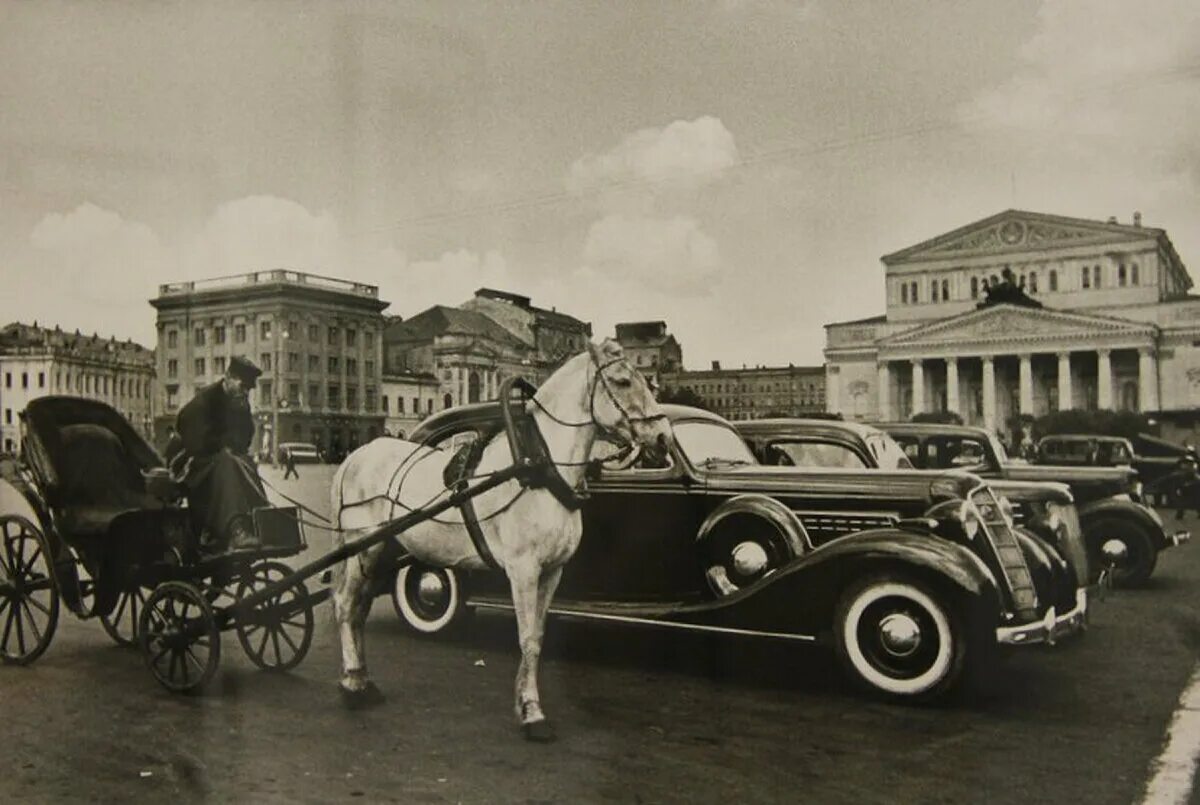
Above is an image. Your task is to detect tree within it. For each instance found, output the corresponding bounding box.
[1032,409,1151,441]
[657,385,712,411]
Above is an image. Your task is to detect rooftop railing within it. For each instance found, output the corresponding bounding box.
[158,269,379,298]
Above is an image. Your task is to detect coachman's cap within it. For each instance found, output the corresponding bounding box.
[227,355,263,388]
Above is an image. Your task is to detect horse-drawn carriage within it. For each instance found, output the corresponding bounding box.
[0,395,320,690]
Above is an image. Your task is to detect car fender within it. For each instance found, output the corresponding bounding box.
[696,493,811,554]
[692,528,1003,637]
[1079,497,1166,544]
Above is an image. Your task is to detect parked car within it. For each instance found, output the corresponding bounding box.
[398,403,1086,702]
[277,442,323,464]
[737,418,1089,585]
[1035,434,1134,467]
[878,422,1188,586]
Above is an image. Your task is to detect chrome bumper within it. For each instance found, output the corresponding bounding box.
[996,589,1088,647]
[1166,530,1190,548]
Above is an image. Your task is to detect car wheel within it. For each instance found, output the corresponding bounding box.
[391,563,469,634]
[833,575,967,701]
[701,519,795,597]
[1085,517,1157,587]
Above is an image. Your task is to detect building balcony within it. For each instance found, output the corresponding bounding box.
[157,269,379,299]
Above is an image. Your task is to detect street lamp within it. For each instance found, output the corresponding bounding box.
[271,324,290,466]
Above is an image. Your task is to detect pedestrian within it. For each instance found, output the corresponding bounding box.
[282,446,299,480]
[1175,455,1200,521]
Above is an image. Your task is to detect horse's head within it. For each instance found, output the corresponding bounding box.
[586,339,673,464]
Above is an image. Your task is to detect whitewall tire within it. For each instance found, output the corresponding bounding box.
[391,564,467,635]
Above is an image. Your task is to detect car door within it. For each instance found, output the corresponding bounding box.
[557,436,709,604]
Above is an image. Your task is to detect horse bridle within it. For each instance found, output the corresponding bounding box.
[529,350,667,451]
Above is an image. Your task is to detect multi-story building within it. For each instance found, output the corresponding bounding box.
[0,322,155,453]
[461,288,592,381]
[150,270,388,462]
[661,362,826,421]
[381,370,441,438]
[824,209,1200,439]
[614,321,683,386]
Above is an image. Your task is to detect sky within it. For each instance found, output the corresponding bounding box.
[2,0,1198,368]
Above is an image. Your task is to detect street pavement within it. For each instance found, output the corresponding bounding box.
[4,463,1200,804]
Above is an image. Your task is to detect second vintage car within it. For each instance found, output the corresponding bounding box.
[394,402,1086,703]
[878,421,1188,586]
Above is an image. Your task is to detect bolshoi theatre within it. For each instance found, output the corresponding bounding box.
[824,209,1200,439]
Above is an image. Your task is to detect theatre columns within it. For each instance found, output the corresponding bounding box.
[1138,348,1159,412]
[946,358,960,416]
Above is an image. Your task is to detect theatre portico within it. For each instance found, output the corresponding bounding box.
[825,210,1200,438]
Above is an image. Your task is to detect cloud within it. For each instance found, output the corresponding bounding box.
[962,1,1200,182]
[567,116,740,195]
[580,213,721,295]
[400,248,518,313]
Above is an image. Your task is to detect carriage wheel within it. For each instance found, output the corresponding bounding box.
[138,581,221,693]
[234,561,314,672]
[0,514,60,665]
[100,587,147,647]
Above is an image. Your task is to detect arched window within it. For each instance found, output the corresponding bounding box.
[1030,272,1038,293]
[970,276,978,298]
[1131,263,1139,285]
[1050,270,1058,291]
[468,371,481,403]
[443,393,453,410]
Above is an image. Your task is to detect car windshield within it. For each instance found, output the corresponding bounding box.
[866,433,914,470]
[675,421,757,468]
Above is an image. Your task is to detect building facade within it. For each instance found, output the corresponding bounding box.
[381,371,441,438]
[614,321,683,386]
[824,209,1198,437]
[662,362,826,421]
[461,288,592,382]
[0,322,155,453]
[150,270,388,462]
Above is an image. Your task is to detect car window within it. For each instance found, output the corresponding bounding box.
[889,435,924,467]
[430,429,480,452]
[925,436,988,470]
[674,421,757,468]
[866,433,914,470]
[766,440,867,469]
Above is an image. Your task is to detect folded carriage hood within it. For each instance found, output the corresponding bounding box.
[701,465,981,503]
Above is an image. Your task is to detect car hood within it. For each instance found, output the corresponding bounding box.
[700,465,981,503]
[1001,463,1133,503]
[986,478,1073,505]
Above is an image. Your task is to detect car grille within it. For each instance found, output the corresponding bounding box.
[971,486,1039,621]
[793,511,899,544]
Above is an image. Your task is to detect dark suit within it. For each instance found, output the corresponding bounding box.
[175,381,268,542]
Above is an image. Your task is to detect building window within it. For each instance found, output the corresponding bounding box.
[347,386,358,410]
[930,280,937,301]
[1029,272,1038,293]
[287,320,297,339]
[397,397,405,414]
[1082,266,1090,289]
[167,359,178,378]
[308,383,319,407]
[260,380,272,406]
[4,409,10,424]
[427,399,434,414]
[1050,270,1058,291]
[288,352,299,371]
[347,358,357,375]
[308,324,319,341]
[941,279,949,301]
[235,324,246,343]
[167,330,178,348]
[215,326,226,344]
[328,326,339,346]
[194,328,206,346]
[328,384,340,409]
[381,395,389,413]
[346,329,357,348]
[308,354,319,372]
[365,360,374,376]
[413,397,419,413]
[214,356,226,374]
[909,281,918,303]
[1094,265,1101,288]
[1131,262,1139,285]
[288,382,299,403]
[328,357,339,373]
[901,283,908,303]
[365,331,375,353]
[194,358,205,376]
[21,372,28,389]
[366,387,376,412]
[261,353,272,371]
[260,320,272,340]
[443,393,453,410]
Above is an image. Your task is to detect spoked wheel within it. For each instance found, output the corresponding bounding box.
[234,560,314,672]
[392,563,469,635]
[139,581,221,693]
[100,587,147,647]
[0,514,60,665]
[833,575,967,702]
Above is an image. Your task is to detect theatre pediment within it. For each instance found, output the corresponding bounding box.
[880,304,1156,350]
[883,210,1156,264]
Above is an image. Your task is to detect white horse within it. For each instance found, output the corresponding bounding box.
[330,339,672,741]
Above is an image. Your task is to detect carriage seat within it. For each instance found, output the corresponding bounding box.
[55,423,164,536]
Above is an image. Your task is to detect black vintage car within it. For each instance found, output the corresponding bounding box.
[399,403,1086,702]
[737,418,1089,586]
[878,422,1188,586]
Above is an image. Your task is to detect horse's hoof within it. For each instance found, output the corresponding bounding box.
[521,719,557,743]
[339,681,386,710]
